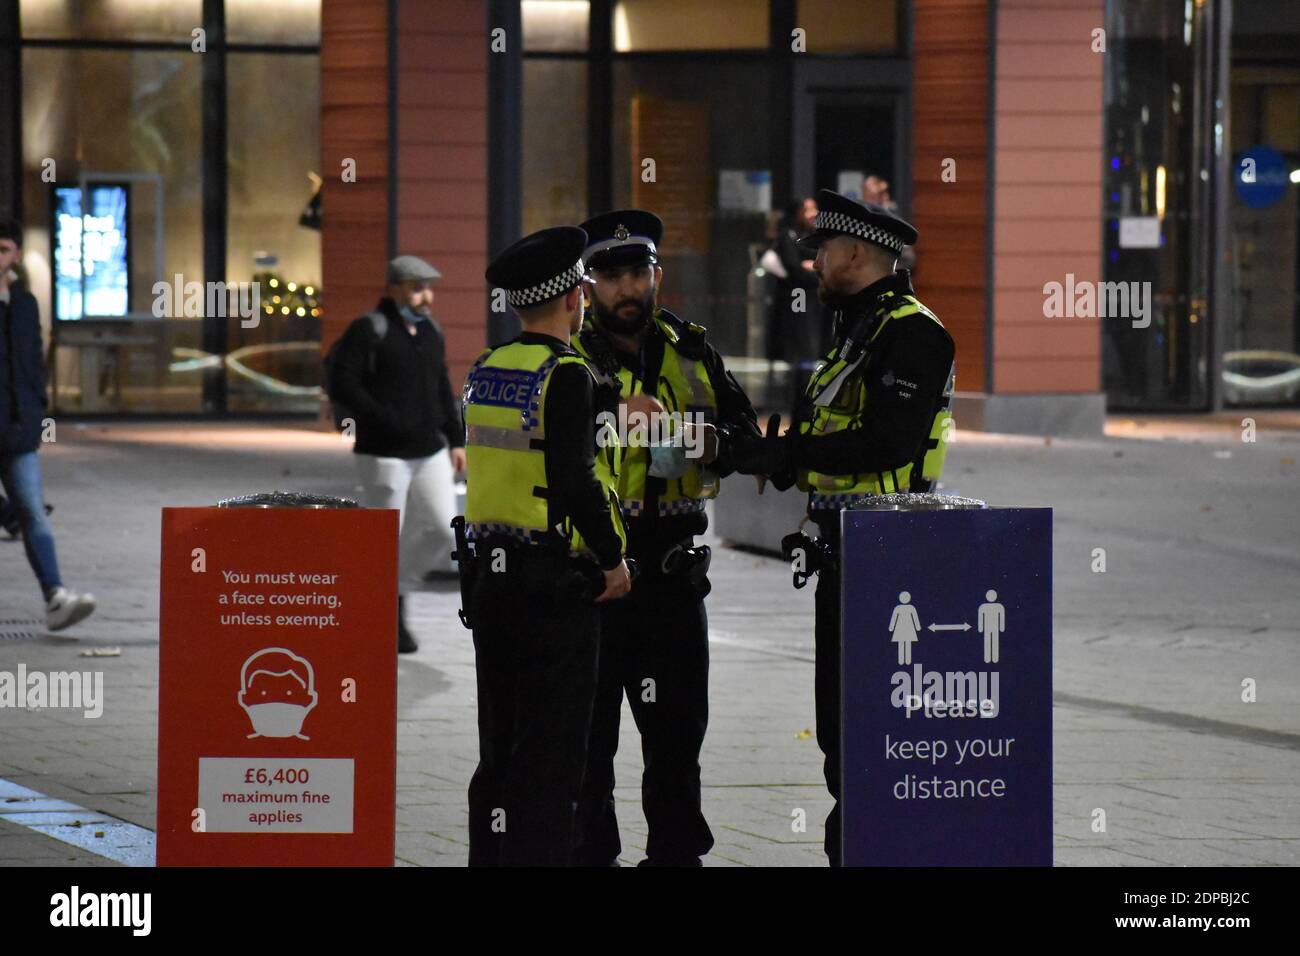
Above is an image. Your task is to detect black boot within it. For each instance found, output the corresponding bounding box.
[398,596,418,654]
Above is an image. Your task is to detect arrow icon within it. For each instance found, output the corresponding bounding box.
[928,622,971,632]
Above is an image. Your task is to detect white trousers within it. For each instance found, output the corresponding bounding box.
[355,450,458,589]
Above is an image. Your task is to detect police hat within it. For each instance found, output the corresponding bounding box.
[485,226,588,308]
[799,188,918,254]
[580,209,663,272]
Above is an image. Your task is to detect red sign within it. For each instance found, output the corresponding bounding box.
[156,507,398,866]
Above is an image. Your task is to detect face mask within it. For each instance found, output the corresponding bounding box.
[647,442,690,479]
[240,699,317,739]
[399,305,426,324]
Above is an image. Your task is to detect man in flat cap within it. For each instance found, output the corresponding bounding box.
[464,226,632,866]
[327,254,465,654]
[571,209,761,867]
[730,188,956,866]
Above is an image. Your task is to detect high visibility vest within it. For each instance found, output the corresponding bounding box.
[462,340,626,557]
[797,292,955,511]
[575,311,719,520]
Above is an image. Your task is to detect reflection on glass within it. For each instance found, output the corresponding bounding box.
[226,0,321,45]
[523,0,589,52]
[1226,28,1300,407]
[23,47,203,412]
[613,0,768,52]
[523,59,588,234]
[20,0,203,42]
[1103,0,1209,409]
[227,52,322,413]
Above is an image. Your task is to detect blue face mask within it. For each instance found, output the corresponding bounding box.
[647,443,690,479]
[399,305,426,324]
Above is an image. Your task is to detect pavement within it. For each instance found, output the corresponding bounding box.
[1,415,1298,866]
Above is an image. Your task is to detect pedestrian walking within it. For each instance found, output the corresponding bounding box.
[327,254,465,654]
[0,216,95,632]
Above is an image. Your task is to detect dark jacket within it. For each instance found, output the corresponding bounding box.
[793,270,955,484]
[770,228,827,363]
[579,308,761,548]
[331,297,464,459]
[1,285,49,455]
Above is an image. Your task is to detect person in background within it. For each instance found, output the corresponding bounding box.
[330,255,465,654]
[862,176,916,272]
[770,197,827,409]
[0,216,96,632]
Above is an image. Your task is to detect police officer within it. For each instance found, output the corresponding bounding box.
[731,190,956,866]
[464,226,632,866]
[572,210,761,867]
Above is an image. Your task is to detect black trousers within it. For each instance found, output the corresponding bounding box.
[467,557,599,867]
[573,561,713,866]
[811,515,843,867]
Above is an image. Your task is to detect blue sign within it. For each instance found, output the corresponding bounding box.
[52,184,131,321]
[840,507,1052,866]
[464,366,540,411]
[1234,147,1289,210]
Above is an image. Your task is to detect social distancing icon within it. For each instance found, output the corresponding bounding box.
[887,588,1009,663]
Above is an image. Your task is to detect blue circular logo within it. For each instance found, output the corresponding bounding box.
[1234,147,1289,209]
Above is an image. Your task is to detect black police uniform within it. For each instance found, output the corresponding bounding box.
[463,227,627,866]
[572,210,761,866]
[731,191,956,866]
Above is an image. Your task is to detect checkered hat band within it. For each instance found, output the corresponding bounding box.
[814,211,905,254]
[507,259,585,307]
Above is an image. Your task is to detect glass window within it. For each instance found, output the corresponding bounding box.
[225,52,322,413]
[523,0,589,52]
[20,0,203,42]
[613,0,768,52]
[1226,3,1300,408]
[1103,0,1212,410]
[22,47,204,413]
[522,59,588,234]
[226,0,321,46]
[611,59,774,388]
[795,0,899,55]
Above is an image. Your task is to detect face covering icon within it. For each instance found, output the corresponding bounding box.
[238,648,318,740]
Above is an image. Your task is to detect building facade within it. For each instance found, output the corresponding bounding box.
[2,0,1296,428]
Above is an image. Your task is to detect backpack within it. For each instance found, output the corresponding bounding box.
[324,311,387,431]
